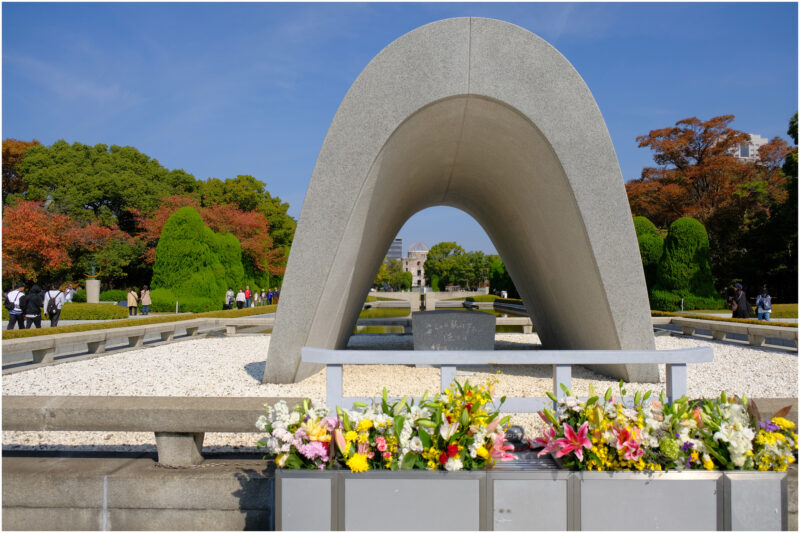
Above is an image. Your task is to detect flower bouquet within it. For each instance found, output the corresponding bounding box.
[257,378,517,472]
[534,381,797,472]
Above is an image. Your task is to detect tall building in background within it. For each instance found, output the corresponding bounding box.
[731,133,768,162]
[403,242,429,288]
[387,238,403,261]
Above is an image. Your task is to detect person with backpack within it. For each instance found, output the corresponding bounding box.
[6,283,26,330]
[756,285,773,321]
[127,288,139,316]
[43,284,65,327]
[21,284,44,329]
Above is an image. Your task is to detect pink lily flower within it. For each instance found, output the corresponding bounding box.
[534,426,561,458]
[490,432,516,461]
[333,429,347,455]
[554,422,592,462]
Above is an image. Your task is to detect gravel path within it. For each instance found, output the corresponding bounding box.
[3,333,796,452]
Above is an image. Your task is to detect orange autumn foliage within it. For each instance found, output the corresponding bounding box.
[136,195,286,276]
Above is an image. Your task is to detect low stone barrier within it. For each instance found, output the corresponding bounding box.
[670,317,798,347]
[2,395,302,467]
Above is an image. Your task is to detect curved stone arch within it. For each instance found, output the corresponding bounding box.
[265,17,657,384]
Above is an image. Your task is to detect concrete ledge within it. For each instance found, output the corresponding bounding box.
[2,396,302,433]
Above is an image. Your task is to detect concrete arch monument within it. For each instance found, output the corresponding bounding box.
[264,17,658,384]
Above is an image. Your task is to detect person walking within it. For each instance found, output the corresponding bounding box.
[6,283,26,330]
[245,285,252,308]
[225,288,234,310]
[43,284,65,327]
[140,285,151,316]
[63,284,75,303]
[127,288,139,317]
[267,289,273,305]
[22,284,44,329]
[273,287,279,304]
[756,286,772,321]
[236,289,246,310]
[253,289,261,307]
[730,283,751,319]
[260,288,267,307]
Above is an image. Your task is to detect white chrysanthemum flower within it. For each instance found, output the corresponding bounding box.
[255,415,268,432]
[410,436,424,453]
[444,457,463,472]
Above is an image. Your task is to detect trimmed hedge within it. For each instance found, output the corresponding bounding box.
[359,308,411,319]
[2,302,128,321]
[72,289,87,303]
[1,304,277,339]
[651,310,795,329]
[464,295,499,302]
[99,289,127,302]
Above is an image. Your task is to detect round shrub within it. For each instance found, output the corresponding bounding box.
[151,207,228,305]
[72,289,87,303]
[650,217,724,310]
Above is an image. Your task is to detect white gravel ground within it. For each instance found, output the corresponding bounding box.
[3,333,797,453]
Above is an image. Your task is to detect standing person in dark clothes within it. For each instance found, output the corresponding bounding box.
[756,286,773,321]
[21,284,44,329]
[730,283,751,319]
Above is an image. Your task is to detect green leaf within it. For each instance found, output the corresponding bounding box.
[499,395,507,406]
[459,409,470,427]
[394,396,408,415]
[559,382,573,397]
[418,429,432,449]
[417,419,437,428]
[353,401,367,408]
[643,391,652,402]
[586,396,599,406]
[605,389,613,403]
[619,379,624,390]
[454,379,464,395]
[545,391,558,402]
[499,415,511,426]
[634,391,641,406]
[720,391,727,403]
[401,452,417,470]
[421,391,428,403]
[394,415,405,437]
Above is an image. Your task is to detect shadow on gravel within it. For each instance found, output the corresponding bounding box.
[245,361,266,382]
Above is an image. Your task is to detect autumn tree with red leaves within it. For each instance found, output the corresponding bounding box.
[2,138,40,204]
[627,114,795,299]
[2,201,136,284]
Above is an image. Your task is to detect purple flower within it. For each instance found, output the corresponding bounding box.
[298,441,329,462]
[759,420,780,432]
[320,416,340,431]
[680,441,694,453]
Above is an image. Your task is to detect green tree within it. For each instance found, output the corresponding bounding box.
[487,255,518,297]
[200,174,297,248]
[424,242,465,289]
[632,216,664,292]
[650,217,724,311]
[19,140,199,226]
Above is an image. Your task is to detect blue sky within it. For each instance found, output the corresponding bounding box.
[3,2,798,255]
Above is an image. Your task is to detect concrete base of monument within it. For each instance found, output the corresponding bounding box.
[276,459,788,531]
[2,452,788,531]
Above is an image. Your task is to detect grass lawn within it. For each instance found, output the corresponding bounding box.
[678,303,797,319]
[358,308,410,319]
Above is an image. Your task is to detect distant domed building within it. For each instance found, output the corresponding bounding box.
[403,242,429,288]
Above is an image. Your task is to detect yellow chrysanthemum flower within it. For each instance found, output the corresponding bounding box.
[345,430,358,442]
[356,419,373,432]
[772,417,795,430]
[346,453,369,473]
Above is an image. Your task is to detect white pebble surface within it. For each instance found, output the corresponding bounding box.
[3,333,797,453]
